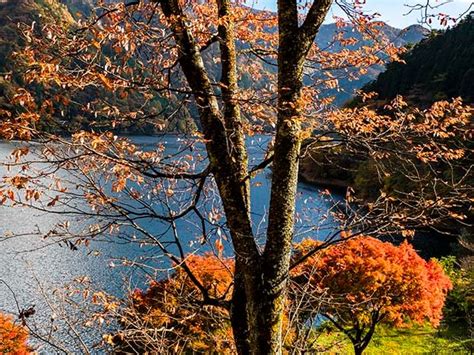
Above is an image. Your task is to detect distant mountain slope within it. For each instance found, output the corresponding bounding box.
[0,0,429,135]
[59,0,94,18]
[315,22,428,105]
[0,0,196,134]
[0,0,74,74]
[361,14,474,106]
[35,1,431,105]
[315,22,428,49]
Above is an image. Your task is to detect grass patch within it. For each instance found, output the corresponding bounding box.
[311,323,471,354]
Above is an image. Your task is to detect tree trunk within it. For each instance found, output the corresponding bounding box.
[352,314,378,355]
[253,0,333,352]
[353,337,370,355]
[230,261,251,354]
[354,345,364,355]
[223,270,290,354]
[158,0,333,352]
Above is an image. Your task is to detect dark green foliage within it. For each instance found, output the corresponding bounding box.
[362,14,474,106]
[439,253,474,351]
[299,142,361,188]
[352,160,383,200]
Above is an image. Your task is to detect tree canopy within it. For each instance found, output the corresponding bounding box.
[0,0,471,353]
[293,237,453,354]
[0,312,31,355]
[111,237,453,353]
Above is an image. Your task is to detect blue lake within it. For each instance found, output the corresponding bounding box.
[0,135,341,352]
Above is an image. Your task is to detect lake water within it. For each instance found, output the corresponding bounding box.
[0,135,340,352]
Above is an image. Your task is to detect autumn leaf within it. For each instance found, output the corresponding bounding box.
[47,195,60,207]
[98,73,113,91]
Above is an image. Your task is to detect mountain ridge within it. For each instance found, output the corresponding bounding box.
[359,14,474,106]
[0,0,429,133]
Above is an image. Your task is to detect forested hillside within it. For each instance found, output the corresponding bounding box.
[0,0,427,134]
[0,0,74,131]
[0,0,196,134]
[300,16,473,234]
[362,14,474,106]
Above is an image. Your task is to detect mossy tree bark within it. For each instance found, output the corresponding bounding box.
[158,0,333,352]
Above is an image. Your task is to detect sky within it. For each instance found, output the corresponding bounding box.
[246,0,473,28]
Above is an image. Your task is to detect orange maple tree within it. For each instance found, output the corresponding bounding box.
[292,237,453,354]
[0,312,31,355]
[114,238,453,353]
[114,253,299,353]
[119,254,235,353]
